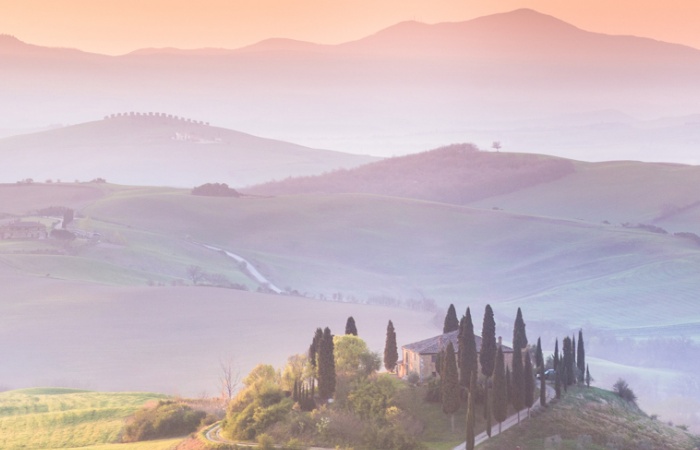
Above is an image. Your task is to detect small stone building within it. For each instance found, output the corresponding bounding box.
[397,329,514,381]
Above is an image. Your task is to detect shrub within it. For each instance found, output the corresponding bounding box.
[192,183,240,197]
[612,378,637,403]
[122,400,206,442]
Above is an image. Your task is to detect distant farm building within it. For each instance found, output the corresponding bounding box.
[397,329,514,381]
[0,220,48,240]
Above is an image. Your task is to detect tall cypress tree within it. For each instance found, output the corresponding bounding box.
[513,307,528,350]
[441,342,460,432]
[465,372,476,450]
[309,327,323,369]
[577,329,586,383]
[505,366,511,407]
[459,307,478,391]
[384,320,398,372]
[554,360,562,399]
[536,338,546,407]
[480,304,497,378]
[484,380,492,437]
[562,336,574,388]
[493,346,507,433]
[511,345,524,422]
[318,327,336,400]
[553,339,559,371]
[524,351,535,416]
[572,334,577,371]
[443,303,460,333]
[345,316,357,336]
[585,364,592,387]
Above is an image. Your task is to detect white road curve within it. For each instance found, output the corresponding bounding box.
[199,243,284,294]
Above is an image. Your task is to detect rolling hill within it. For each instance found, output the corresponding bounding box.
[0,114,378,187]
[3,9,700,160]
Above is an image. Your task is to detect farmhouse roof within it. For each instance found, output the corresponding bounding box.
[402,330,513,354]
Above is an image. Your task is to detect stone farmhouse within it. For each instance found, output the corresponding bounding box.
[397,329,514,381]
[0,220,48,240]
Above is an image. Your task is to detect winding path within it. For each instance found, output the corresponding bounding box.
[203,422,333,450]
[198,243,284,294]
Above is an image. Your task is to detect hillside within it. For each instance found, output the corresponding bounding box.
[0,114,379,187]
[479,386,700,450]
[3,10,700,160]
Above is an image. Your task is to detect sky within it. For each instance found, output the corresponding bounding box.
[1,0,700,54]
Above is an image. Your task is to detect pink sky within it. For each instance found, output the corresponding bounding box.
[1,0,699,54]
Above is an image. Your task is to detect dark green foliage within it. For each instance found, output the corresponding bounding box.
[586,365,592,388]
[345,316,358,336]
[383,320,398,372]
[441,342,460,426]
[318,327,336,400]
[347,375,396,421]
[309,328,323,368]
[512,307,528,350]
[553,339,559,371]
[465,372,476,450]
[191,182,240,197]
[572,334,577,372]
[523,351,535,411]
[554,358,562,399]
[539,361,546,407]
[562,336,575,386]
[443,304,459,333]
[613,378,637,403]
[484,380,491,437]
[511,346,524,416]
[122,400,206,442]
[493,346,508,429]
[535,337,543,369]
[424,377,442,403]
[577,329,586,383]
[480,304,497,378]
[459,307,479,391]
[505,366,511,406]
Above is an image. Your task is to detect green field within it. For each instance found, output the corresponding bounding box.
[0,388,177,450]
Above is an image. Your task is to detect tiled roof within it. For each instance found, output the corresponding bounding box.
[402,330,513,354]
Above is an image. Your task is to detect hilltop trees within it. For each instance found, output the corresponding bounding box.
[345,316,358,336]
[480,304,497,378]
[309,328,323,369]
[443,304,459,333]
[577,329,586,383]
[441,342,460,432]
[384,320,398,372]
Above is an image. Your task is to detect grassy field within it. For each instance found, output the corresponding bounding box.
[478,385,700,450]
[0,388,175,450]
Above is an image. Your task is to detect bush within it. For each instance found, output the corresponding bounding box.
[192,183,240,197]
[612,378,637,403]
[122,401,207,442]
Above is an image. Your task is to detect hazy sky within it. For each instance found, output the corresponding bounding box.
[2,0,699,54]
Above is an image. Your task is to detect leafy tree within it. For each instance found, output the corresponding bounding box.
[524,350,535,415]
[384,320,398,372]
[443,303,459,333]
[333,335,378,378]
[613,378,637,403]
[345,316,358,336]
[577,329,586,383]
[441,342,460,432]
[511,346,524,422]
[458,307,478,391]
[465,372,476,450]
[317,327,336,401]
[493,346,507,433]
[513,307,528,350]
[191,182,240,197]
[480,304,497,378]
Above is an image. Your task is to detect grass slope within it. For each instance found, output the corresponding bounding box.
[478,386,700,450]
[0,388,171,450]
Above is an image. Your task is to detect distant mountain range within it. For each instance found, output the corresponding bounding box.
[0,114,378,187]
[2,9,700,161]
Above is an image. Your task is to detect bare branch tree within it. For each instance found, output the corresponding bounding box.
[219,357,241,401]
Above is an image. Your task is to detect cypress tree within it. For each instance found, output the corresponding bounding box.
[563,336,575,386]
[493,346,507,433]
[345,316,357,336]
[577,329,586,383]
[585,364,592,387]
[441,342,460,432]
[513,307,528,350]
[459,307,478,391]
[484,379,492,437]
[511,345,524,422]
[318,327,336,400]
[383,320,398,372]
[443,303,460,333]
[465,372,476,450]
[572,334,577,371]
[505,365,512,407]
[553,339,559,371]
[309,328,323,368]
[480,304,497,378]
[524,350,535,416]
[554,360,562,399]
[536,337,546,406]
